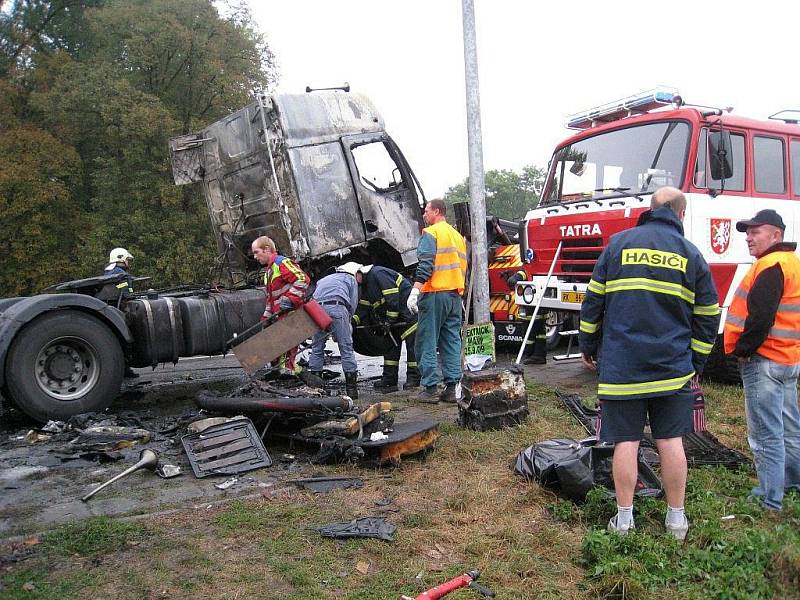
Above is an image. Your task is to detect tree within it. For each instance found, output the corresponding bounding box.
[444,165,546,221]
[0,124,82,295]
[0,0,278,294]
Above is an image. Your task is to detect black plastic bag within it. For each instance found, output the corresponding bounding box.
[514,437,662,503]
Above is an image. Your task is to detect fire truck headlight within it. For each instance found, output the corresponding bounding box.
[521,285,535,304]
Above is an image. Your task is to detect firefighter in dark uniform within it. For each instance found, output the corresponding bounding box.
[578,187,719,538]
[349,263,421,391]
[505,269,547,364]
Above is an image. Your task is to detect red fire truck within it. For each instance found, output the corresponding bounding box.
[513,88,800,379]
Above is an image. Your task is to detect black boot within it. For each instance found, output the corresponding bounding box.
[405,370,421,390]
[300,370,326,388]
[374,365,399,392]
[416,385,439,404]
[523,355,546,365]
[344,371,359,400]
[439,382,459,403]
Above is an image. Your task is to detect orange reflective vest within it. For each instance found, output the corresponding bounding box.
[724,251,800,365]
[420,221,467,295]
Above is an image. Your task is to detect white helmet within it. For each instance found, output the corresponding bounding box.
[336,261,363,276]
[108,247,133,264]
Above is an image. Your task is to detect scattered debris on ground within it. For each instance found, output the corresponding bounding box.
[317,517,397,542]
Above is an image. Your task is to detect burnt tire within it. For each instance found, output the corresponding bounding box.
[6,310,124,422]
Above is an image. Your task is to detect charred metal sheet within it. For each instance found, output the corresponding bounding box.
[317,517,396,542]
[358,418,440,465]
[168,91,424,281]
[289,144,364,255]
[274,93,385,149]
[458,367,529,431]
[231,308,322,374]
[290,476,364,493]
[181,418,272,478]
[300,401,392,438]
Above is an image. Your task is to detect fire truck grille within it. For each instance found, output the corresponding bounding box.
[558,238,604,280]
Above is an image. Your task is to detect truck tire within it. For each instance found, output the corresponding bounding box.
[5,310,124,421]
[545,311,568,350]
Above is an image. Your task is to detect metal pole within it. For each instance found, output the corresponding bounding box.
[515,242,563,365]
[461,0,489,324]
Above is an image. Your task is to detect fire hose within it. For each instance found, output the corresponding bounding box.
[400,569,494,600]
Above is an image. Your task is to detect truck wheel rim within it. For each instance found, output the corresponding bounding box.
[34,336,101,401]
[545,311,560,339]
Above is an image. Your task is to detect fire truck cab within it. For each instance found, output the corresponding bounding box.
[515,88,800,379]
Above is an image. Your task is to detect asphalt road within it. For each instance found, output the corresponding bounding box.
[0,348,595,539]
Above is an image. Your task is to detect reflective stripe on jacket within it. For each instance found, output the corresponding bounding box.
[724,249,800,365]
[262,255,309,319]
[417,221,467,294]
[578,207,720,400]
[359,265,414,323]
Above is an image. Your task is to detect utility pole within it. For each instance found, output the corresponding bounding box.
[461,0,489,323]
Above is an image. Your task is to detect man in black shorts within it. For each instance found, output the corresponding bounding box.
[578,187,720,539]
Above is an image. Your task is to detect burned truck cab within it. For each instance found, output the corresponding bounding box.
[0,91,426,423]
[169,91,425,281]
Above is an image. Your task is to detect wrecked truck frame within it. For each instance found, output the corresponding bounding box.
[0,91,426,422]
[170,91,426,281]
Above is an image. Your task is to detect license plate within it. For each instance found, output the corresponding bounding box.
[560,291,585,304]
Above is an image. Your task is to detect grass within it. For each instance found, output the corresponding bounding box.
[40,516,148,557]
[1,375,798,599]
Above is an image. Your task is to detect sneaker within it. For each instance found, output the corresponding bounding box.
[607,515,634,535]
[416,386,440,404]
[665,515,689,540]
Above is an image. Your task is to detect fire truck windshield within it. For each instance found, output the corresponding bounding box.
[542,121,690,205]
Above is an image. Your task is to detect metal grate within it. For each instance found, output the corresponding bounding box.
[181,418,272,478]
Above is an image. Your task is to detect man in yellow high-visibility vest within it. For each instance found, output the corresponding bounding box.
[407,199,467,403]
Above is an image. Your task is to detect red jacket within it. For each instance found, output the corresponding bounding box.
[261,256,310,320]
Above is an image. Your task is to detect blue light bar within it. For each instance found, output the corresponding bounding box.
[567,87,680,130]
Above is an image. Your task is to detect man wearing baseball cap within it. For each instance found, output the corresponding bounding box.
[724,208,800,511]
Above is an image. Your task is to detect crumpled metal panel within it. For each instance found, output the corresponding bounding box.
[289,143,364,256]
[274,93,385,148]
[169,92,422,280]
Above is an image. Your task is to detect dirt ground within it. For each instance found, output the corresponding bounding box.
[0,346,596,539]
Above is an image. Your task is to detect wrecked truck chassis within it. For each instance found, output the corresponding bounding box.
[2,92,425,423]
[0,283,390,423]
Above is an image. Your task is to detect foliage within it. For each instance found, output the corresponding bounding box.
[444,165,546,221]
[0,0,277,295]
[0,123,82,295]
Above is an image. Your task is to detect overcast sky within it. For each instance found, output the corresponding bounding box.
[252,0,799,198]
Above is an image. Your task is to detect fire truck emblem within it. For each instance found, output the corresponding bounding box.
[505,324,516,335]
[710,218,731,254]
